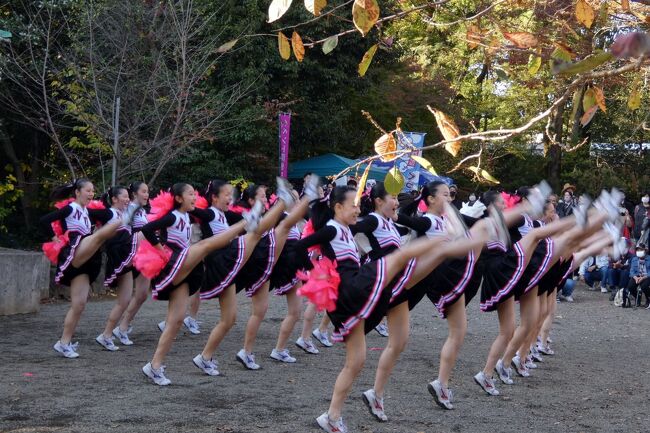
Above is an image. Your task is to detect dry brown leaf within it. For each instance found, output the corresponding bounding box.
[352,0,380,36]
[593,86,606,112]
[304,0,327,16]
[576,0,595,29]
[466,25,482,49]
[621,0,630,12]
[580,105,598,126]
[292,31,305,62]
[374,133,398,162]
[502,31,539,48]
[428,106,461,157]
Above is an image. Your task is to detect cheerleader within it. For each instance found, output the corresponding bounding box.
[40,178,139,358]
[113,181,150,345]
[294,186,496,433]
[91,186,138,351]
[296,305,333,353]
[140,182,262,385]
[191,177,311,376]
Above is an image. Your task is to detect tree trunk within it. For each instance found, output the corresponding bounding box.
[0,120,33,228]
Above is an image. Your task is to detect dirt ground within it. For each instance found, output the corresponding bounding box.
[1,283,649,433]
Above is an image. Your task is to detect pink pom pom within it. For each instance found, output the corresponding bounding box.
[54,198,74,209]
[51,220,63,237]
[297,257,340,312]
[228,204,247,214]
[133,240,171,279]
[418,200,428,213]
[301,219,321,254]
[87,200,106,210]
[501,192,520,209]
[195,195,208,209]
[42,232,70,265]
[148,191,174,222]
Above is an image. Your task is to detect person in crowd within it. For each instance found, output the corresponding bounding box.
[449,184,462,210]
[548,194,558,207]
[633,191,650,243]
[606,243,632,301]
[623,243,650,308]
[558,277,576,302]
[579,254,610,292]
[556,184,576,219]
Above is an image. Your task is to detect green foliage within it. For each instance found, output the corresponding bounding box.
[0,170,23,233]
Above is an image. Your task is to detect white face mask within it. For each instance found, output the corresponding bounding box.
[642,197,649,204]
[637,251,646,258]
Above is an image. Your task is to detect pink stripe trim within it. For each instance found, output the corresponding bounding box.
[200,236,246,300]
[480,242,526,311]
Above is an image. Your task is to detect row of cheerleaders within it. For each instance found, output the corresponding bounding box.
[39,176,625,433]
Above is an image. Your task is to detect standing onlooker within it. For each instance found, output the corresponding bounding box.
[556,184,576,219]
[449,184,462,210]
[633,192,650,243]
[579,254,610,292]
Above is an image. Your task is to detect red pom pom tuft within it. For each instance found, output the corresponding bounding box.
[195,195,208,209]
[301,219,321,254]
[228,204,247,214]
[148,191,174,222]
[501,192,521,209]
[297,257,340,312]
[86,199,106,210]
[51,220,63,237]
[42,232,70,265]
[54,198,74,209]
[133,240,172,279]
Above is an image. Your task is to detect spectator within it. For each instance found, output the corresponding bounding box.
[449,184,462,210]
[605,246,631,301]
[556,184,576,218]
[558,277,576,302]
[623,244,650,308]
[632,191,650,243]
[579,254,610,292]
[620,190,635,216]
[548,193,558,207]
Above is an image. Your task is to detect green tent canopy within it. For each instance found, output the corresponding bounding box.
[288,153,388,180]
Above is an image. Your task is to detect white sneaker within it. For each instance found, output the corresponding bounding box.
[529,347,543,363]
[112,327,133,346]
[374,323,389,337]
[276,177,296,207]
[474,371,500,396]
[511,356,530,377]
[303,174,320,201]
[157,320,166,332]
[95,334,119,351]
[565,295,574,302]
[312,329,333,347]
[295,337,319,354]
[192,354,220,376]
[270,348,297,363]
[53,340,79,358]
[243,200,264,233]
[362,389,388,422]
[428,379,454,410]
[316,412,348,433]
[142,362,171,386]
[524,355,538,369]
[495,359,514,385]
[539,345,555,356]
[601,286,609,293]
[528,180,552,217]
[183,316,201,335]
[236,349,260,370]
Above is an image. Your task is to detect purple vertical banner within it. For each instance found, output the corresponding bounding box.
[279,112,291,177]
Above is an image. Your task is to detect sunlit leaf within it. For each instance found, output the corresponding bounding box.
[580,105,598,126]
[575,0,595,28]
[358,44,378,77]
[278,32,291,60]
[621,0,629,12]
[582,87,597,111]
[502,31,538,49]
[411,155,437,176]
[292,31,305,62]
[304,0,327,16]
[216,39,238,53]
[322,35,338,54]
[552,51,614,76]
[628,88,641,110]
[354,162,372,206]
[384,166,405,195]
[466,25,482,50]
[593,86,606,112]
[468,166,500,184]
[268,0,293,23]
[374,133,398,162]
[429,107,461,157]
[352,0,380,36]
[528,54,542,75]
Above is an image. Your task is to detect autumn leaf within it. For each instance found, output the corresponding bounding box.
[628,88,641,110]
[268,0,293,23]
[621,0,630,12]
[292,31,305,62]
[352,0,380,36]
[216,39,238,53]
[552,51,614,76]
[553,42,577,59]
[580,105,598,126]
[374,133,398,162]
[528,54,542,75]
[358,44,378,77]
[278,32,291,60]
[582,87,597,111]
[354,162,372,206]
[322,35,338,54]
[575,0,595,29]
[593,86,606,112]
[411,155,437,176]
[466,25,482,50]
[428,106,461,157]
[502,31,539,49]
[467,166,500,184]
[304,0,326,16]
[384,166,404,195]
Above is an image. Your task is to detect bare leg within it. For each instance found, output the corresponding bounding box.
[502,287,539,364]
[71,221,124,268]
[119,273,150,332]
[373,302,410,397]
[300,302,317,341]
[318,315,331,332]
[540,289,557,346]
[60,274,90,344]
[101,272,133,338]
[482,297,516,375]
[187,291,200,319]
[243,281,270,354]
[201,285,237,359]
[521,292,547,357]
[437,295,467,387]
[327,321,367,420]
[275,287,301,351]
[151,284,189,370]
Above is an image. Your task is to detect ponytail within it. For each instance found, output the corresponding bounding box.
[312,185,355,231]
[101,185,127,208]
[50,178,92,201]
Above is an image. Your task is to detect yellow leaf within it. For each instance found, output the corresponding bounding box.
[268,0,293,23]
[374,133,398,162]
[304,0,326,16]
[502,31,539,49]
[384,166,404,195]
[292,31,305,62]
[628,88,641,110]
[468,166,500,184]
[428,106,461,157]
[575,0,595,29]
[528,54,542,75]
[466,25,482,50]
[583,87,597,111]
[352,0,379,36]
[621,0,629,12]
[593,86,606,112]
[358,44,378,77]
[411,155,437,176]
[278,32,291,60]
[216,39,238,53]
[580,105,599,126]
[354,162,372,206]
